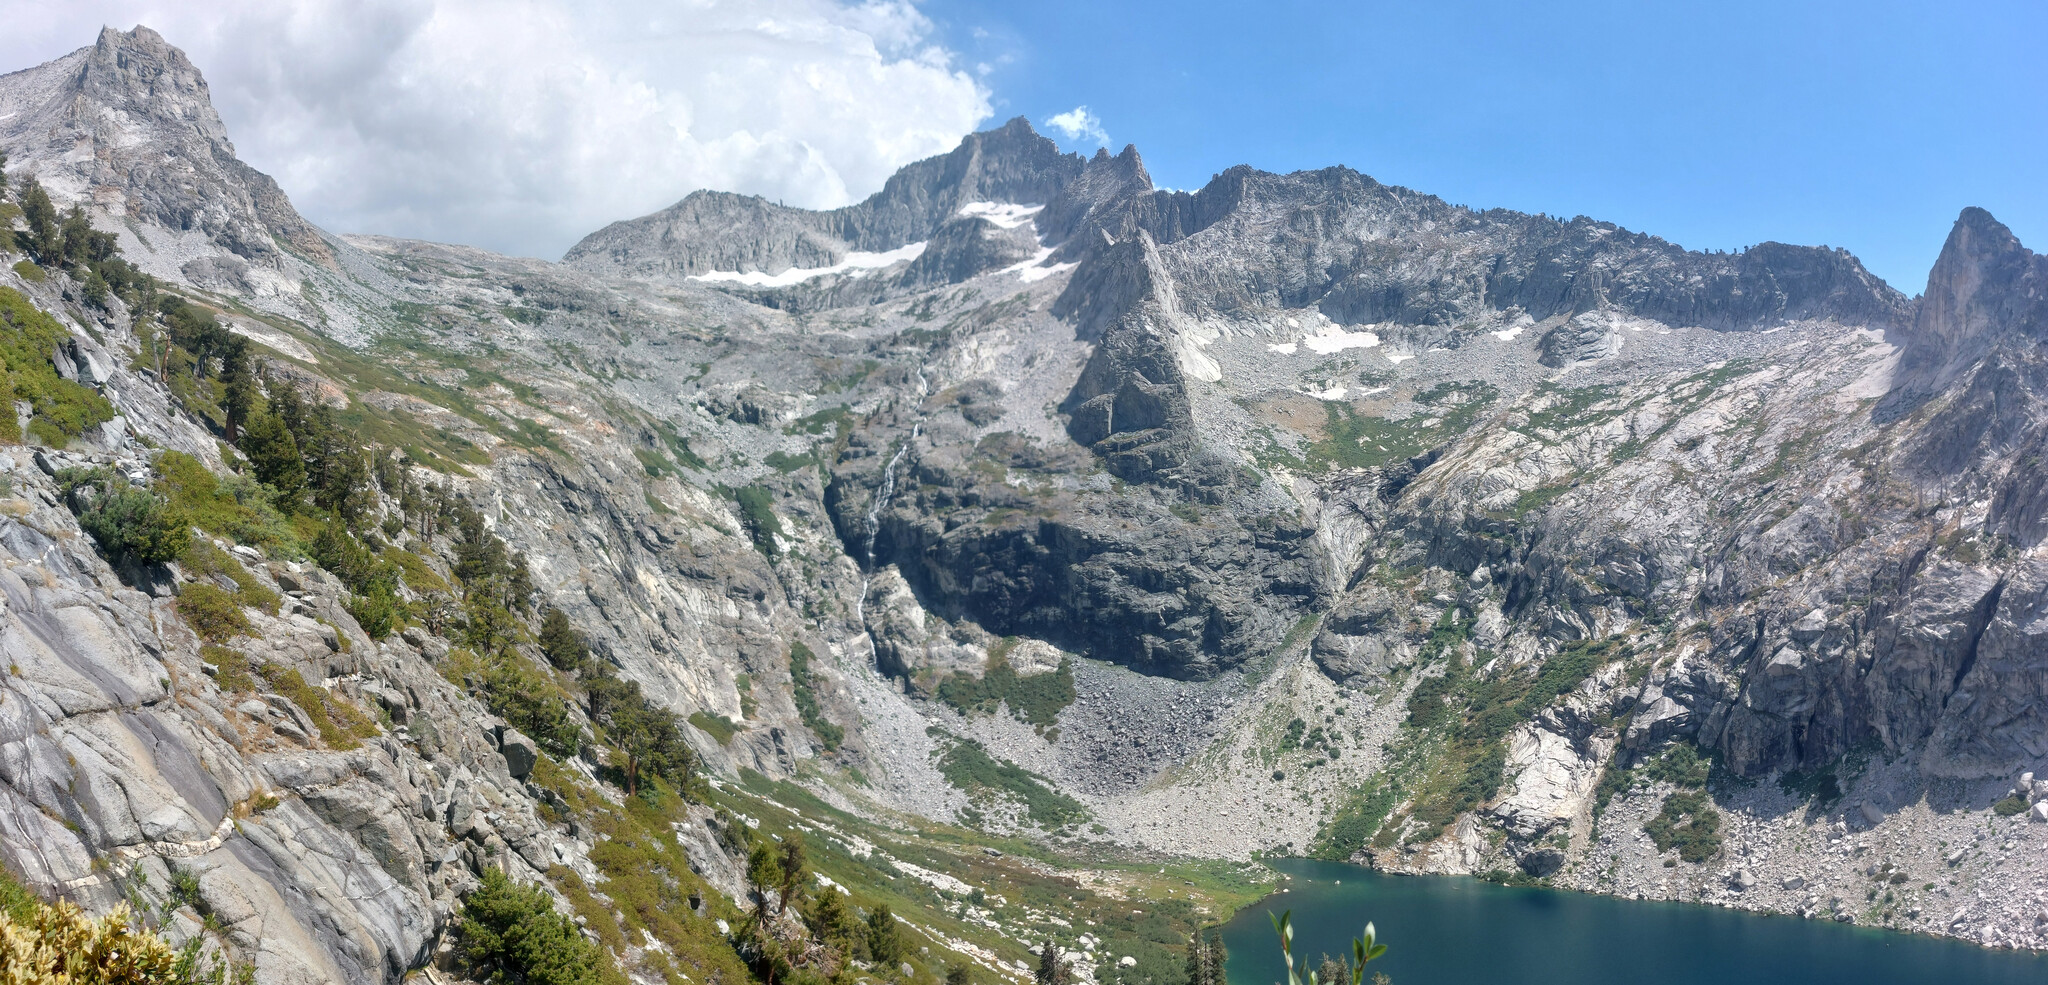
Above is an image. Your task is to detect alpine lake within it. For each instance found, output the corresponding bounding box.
[1219,859,2048,985]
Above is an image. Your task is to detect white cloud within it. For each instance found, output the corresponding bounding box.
[1044,105,1108,148]
[0,0,992,259]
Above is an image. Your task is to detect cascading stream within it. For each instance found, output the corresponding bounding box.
[854,365,929,626]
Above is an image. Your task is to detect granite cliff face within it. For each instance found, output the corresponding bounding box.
[4,25,2048,982]
[0,27,331,278]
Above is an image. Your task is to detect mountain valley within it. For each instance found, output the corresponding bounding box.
[2,25,2047,984]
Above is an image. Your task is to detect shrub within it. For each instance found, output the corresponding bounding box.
[787,642,843,751]
[78,486,191,564]
[0,864,250,985]
[688,711,739,745]
[1645,789,1723,862]
[1993,795,2029,816]
[254,662,378,750]
[1270,911,1384,985]
[935,735,1089,829]
[345,586,401,639]
[383,546,450,594]
[308,517,399,596]
[153,451,296,552]
[200,645,256,693]
[732,485,781,555]
[0,900,179,983]
[0,287,117,446]
[935,656,1075,728]
[455,867,608,985]
[179,540,279,616]
[177,584,251,642]
[484,658,580,758]
[1645,742,1712,789]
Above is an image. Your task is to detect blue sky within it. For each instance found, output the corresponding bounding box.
[926,0,2046,293]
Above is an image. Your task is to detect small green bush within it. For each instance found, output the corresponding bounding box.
[1645,789,1723,862]
[255,661,378,749]
[935,656,1075,727]
[485,657,580,758]
[787,642,843,751]
[1645,742,1712,789]
[180,539,279,616]
[78,486,191,564]
[153,451,297,552]
[345,586,401,639]
[177,583,251,642]
[688,711,739,745]
[935,735,1089,828]
[1993,795,2029,816]
[200,644,256,693]
[455,867,609,985]
[308,517,399,596]
[732,485,781,555]
[0,286,117,446]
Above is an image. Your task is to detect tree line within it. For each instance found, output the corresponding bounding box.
[1,153,151,309]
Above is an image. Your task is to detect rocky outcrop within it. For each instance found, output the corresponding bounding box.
[1891,208,2048,393]
[562,117,1082,281]
[0,462,442,985]
[8,24,2048,967]
[0,27,331,266]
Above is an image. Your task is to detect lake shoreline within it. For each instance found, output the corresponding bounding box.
[1215,859,2048,985]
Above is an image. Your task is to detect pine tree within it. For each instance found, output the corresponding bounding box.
[241,407,306,508]
[585,674,698,795]
[537,607,589,671]
[19,177,57,264]
[808,886,863,958]
[1035,941,1070,985]
[305,407,373,524]
[0,151,12,255]
[1186,931,1228,985]
[866,905,905,967]
[776,832,807,915]
[746,843,781,920]
[219,336,259,442]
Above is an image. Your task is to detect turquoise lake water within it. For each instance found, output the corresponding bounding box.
[1218,860,2048,985]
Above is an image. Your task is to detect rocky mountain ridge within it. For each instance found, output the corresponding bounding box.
[3,23,2047,985]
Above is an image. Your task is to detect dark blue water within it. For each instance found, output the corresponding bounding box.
[1219,859,2048,985]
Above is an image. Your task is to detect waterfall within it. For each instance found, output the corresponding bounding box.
[854,366,929,625]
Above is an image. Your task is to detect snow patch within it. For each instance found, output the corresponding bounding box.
[1491,325,1525,341]
[1384,351,1415,364]
[958,201,1042,229]
[689,242,927,287]
[1019,260,1076,283]
[1302,330,1381,355]
[1174,319,1224,383]
[1307,385,1347,400]
[1266,342,1299,355]
[1002,244,1075,283]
